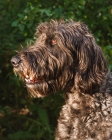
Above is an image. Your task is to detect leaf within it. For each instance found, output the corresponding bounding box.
[8,130,34,139]
[18,14,24,18]
[18,24,25,31]
[37,106,50,129]
[40,9,51,16]
[11,21,18,27]
[106,45,112,50]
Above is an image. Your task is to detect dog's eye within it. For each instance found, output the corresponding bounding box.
[46,38,57,46]
[51,39,57,45]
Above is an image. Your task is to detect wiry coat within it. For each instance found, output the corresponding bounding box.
[11,20,112,140]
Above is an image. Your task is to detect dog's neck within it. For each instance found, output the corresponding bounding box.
[64,71,112,116]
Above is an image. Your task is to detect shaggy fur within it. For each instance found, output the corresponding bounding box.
[11,20,112,140]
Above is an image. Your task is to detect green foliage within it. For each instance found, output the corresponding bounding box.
[103,45,112,69]
[0,0,112,139]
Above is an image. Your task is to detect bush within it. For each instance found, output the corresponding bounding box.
[0,0,112,139]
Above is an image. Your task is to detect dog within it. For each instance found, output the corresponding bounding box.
[11,20,112,140]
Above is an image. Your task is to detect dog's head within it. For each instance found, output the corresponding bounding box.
[11,20,108,97]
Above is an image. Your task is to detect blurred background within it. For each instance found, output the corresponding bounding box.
[0,0,112,140]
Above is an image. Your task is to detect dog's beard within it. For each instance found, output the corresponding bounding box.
[26,80,57,98]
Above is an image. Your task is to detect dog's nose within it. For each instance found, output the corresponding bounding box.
[11,56,21,67]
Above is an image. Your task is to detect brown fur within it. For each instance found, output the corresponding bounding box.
[11,20,112,140]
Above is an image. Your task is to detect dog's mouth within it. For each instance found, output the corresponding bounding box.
[22,74,43,90]
[25,75,42,84]
[25,75,43,90]
[15,70,43,86]
[13,67,57,96]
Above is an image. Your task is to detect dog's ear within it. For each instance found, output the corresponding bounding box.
[74,31,108,93]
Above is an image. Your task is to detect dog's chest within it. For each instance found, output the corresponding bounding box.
[62,87,112,139]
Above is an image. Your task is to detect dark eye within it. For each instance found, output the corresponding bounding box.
[51,39,57,45]
[46,39,57,47]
